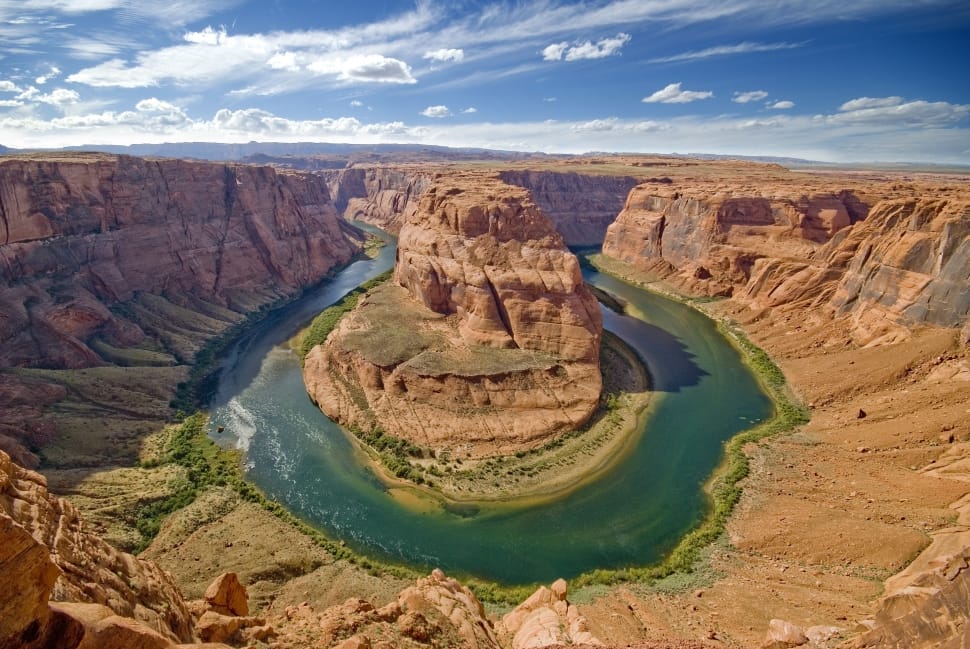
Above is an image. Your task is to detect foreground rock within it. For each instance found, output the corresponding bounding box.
[498,579,602,649]
[305,173,603,456]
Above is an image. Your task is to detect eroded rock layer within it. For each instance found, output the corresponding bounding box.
[323,165,433,234]
[0,449,194,644]
[304,173,603,456]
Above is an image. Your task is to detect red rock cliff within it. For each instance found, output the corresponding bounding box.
[0,153,362,370]
[304,173,603,457]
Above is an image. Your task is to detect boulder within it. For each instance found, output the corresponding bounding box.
[203,573,249,617]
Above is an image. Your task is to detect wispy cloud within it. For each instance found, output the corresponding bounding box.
[648,41,804,64]
[733,90,769,104]
[643,82,713,104]
[542,32,630,61]
[768,100,795,109]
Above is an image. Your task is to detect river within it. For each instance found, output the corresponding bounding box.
[207,231,773,585]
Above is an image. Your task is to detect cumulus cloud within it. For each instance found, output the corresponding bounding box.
[183,26,228,46]
[642,82,713,104]
[423,48,463,63]
[34,87,79,105]
[421,105,451,118]
[309,54,416,84]
[350,99,364,107]
[769,100,795,109]
[733,90,769,104]
[543,33,630,61]
[0,80,21,92]
[462,107,477,114]
[838,96,904,112]
[0,99,23,107]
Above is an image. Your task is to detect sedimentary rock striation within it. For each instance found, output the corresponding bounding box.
[0,153,362,463]
[323,165,433,234]
[0,153,361,370]
[0,449,195,645]
[304,173,603,456]
[498,170,638,245]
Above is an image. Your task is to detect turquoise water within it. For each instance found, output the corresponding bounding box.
[208,236,772,585]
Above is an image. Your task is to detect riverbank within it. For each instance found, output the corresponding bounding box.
[341,329,652,509]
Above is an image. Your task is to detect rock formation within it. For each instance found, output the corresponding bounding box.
[304,173,603,456]
[499,170,638,245]
[497,579,602,649]
[602,183,872,297]
[0,449,194,642]
[0,153,363,462]
[323,165,433,234]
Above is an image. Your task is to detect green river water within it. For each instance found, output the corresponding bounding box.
[208,235,773,585]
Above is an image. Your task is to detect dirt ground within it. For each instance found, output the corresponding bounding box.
[573,306,970,647]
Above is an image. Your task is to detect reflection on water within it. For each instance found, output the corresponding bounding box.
[208,242,773,585]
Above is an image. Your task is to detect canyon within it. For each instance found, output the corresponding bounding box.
[0,151,968,649]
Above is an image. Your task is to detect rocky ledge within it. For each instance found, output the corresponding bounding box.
[304,173,603,457]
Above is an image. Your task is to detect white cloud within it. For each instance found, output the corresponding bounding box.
[0,99,23,107]
[832,96,970,126]
[542,42,568,61]
[838,96,903,112]
[462,107,477,114]
[266,51,299,72]
[643,82,713,104]
[423,48,463,63]
[35,66,61,84]
[649,41,804,64]
[421,105,451,118]
[183,26,227,46]
[732,90,769,104]
[769,100,795,109]
[543,32,631,61]
[543,97,557,102]
[308,54,416,84]
[0,80,21,92]
[350,99,364,107]
[34,87,79,105]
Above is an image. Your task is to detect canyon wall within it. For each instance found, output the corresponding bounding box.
[498,170,638,245]
[322,166,433,234]
[0,153,362,464]
[304,173,603,456]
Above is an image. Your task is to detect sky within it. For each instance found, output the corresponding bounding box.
[1,0,969,163]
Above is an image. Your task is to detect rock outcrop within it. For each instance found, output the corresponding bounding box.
[498,578,602,649]
[273,569,500,649]
[0,153,361,370]
[0,449,194,642]
[0,449,238,649]
[304,173,603,456]
[741,197,970,345]
[499,170,638,245]
[323,166,433,234]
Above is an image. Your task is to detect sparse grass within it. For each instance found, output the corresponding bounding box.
[298,270,393,361]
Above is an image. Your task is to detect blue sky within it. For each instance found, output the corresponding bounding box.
[1,0,968,162]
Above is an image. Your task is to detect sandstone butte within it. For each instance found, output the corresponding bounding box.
[304,173,604,457]
[1,151,970,649]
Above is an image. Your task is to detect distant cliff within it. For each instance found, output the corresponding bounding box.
[322,166,433,234]
[499,169,638,245]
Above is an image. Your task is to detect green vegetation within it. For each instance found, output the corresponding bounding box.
[134,411,420,581]
[298,269,393,361]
